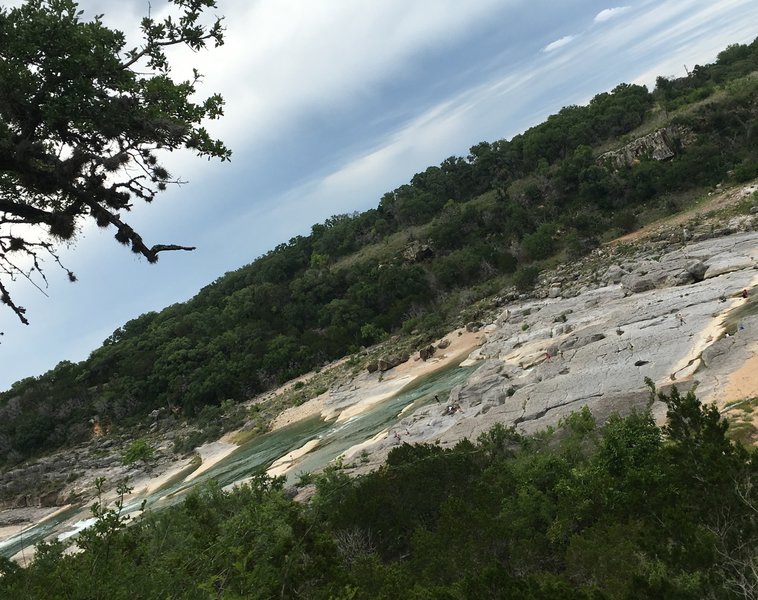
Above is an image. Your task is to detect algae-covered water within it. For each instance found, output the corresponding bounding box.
[0,362,475,559]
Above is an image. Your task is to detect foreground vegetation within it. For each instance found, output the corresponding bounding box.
[1,388,755,599]
[2,39,758,468]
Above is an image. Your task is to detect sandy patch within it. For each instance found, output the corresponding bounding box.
[185,441,238,482]
[667,299,742,384]
[407,329,483,373]
[129,458,196,495]
[266,439,321,477]
[331,376,416,423]
[0,524,25,539]
[718,343,758,439]
[328,329,483,424]
[720,345,758,407]
[11,544,36,567]
[341,429,389,462]
[711,275,758,408]
[271,393,328,431]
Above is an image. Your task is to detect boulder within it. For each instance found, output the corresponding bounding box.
[402,242,435,263]
[419,345,436,361]
[603,265,627,284]
[378,354,409,372]
[685,260,707,282]
[621,274,655,293]
[667,271,695,286]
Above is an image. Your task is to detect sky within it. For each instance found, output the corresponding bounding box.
[1,0,757,391]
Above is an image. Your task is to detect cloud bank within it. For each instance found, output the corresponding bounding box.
[594,6,631,23]
[543,34,577,53]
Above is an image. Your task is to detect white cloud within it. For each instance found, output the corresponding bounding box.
[592,0,757,86]
[542,35,577,53]
[5,0,758,391]
[594,6,630,23]
[163,0,513,147]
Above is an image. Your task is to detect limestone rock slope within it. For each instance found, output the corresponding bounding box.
[347,229,758,468]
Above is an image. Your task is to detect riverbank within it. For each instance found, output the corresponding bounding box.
[269,328,483,430]
[3,187,758,560]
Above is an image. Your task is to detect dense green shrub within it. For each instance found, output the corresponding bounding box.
[3,390,756,599]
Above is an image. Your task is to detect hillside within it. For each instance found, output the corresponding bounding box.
[2,38,758,477]
[2,182,757,596]
[1,36,758,596]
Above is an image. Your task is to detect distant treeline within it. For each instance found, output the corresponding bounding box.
[1,38,757,466]
[2,389,756,598]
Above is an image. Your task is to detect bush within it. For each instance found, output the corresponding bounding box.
[122,438,155,466]
[513,266,540,291]
[733,158,758,182]
[521,223,557,260]
[611,209,638,233]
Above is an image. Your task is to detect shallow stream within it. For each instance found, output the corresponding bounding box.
[1,362,474,559]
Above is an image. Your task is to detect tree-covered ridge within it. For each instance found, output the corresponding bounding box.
[1,38,758,467]
[1,390,756,598]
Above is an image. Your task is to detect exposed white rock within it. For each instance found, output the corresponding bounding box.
[357,230,758,458]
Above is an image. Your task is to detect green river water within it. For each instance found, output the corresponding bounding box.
[1,363,475,559]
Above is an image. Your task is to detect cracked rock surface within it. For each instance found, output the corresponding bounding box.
[348,229,758,468]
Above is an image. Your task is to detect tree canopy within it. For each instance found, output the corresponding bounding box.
[2,392,756,598]
[0,0,230,324]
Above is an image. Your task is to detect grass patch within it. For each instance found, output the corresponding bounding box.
[722,190,758,217]
[725,396,758,448]
[722,294,758,335]
[726,419,758,447]
[229,427,264,446]
[724,396,758,413]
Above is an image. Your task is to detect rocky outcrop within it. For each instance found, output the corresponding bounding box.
[367,355,411,373]
[686,260,707,281]
[0,437,173,510]
[377,354,409,372]
[418,345,436,361]
[598,125,693,169]
[367,228,758,457]
[402,242,435,263]
[466,321,483,332]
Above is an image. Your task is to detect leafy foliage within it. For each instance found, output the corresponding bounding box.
[2,391,756,598]
[121,438,155,466]
[0,0,229,324]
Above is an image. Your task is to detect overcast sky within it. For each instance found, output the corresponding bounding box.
[1,0,757,391]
